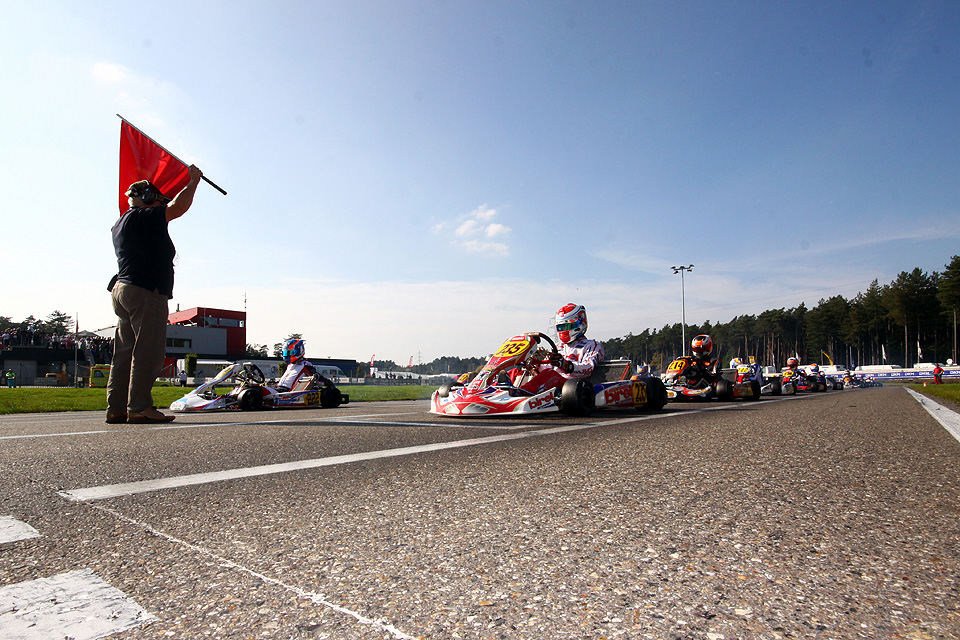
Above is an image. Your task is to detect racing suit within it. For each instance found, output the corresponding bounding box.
[682,357,718,388]
[277,360,317,391]
[518,337,605,394]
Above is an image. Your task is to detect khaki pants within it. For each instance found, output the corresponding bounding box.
[107,282,169,414]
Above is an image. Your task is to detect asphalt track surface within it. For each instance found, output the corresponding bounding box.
[1,386,958,639]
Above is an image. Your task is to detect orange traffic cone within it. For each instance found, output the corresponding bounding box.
[923,381,927,387]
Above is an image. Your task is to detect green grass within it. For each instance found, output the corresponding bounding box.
[0,384,435,415]
[902,382,960,405]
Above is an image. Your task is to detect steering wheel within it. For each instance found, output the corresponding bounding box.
[242,363,265,385]
[521,332,560,372]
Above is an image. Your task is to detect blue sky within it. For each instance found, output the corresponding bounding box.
[2,1,957,363]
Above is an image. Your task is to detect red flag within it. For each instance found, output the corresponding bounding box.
[118,120,190,213]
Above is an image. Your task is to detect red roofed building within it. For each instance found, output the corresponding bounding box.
[167,307,246,359]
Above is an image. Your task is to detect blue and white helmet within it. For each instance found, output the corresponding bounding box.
[282,338,305,364]
[555,303,587,344]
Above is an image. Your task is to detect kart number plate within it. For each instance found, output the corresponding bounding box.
[667,360,686,372]
[737,366,752,374]
[632,381,647,405]
[493,339,530,358]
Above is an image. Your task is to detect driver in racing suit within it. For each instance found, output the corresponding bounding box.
[277,338,319,391]
[515,303,604,394]
[682,334,719,388]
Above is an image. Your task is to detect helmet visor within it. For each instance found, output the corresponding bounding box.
[556,322,579,332]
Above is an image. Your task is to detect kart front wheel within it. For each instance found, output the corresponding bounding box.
[238,387,264,411]
[769,378,782,396]
[637,376,667,412]
[715,378,734,401]
[560,378,594,417]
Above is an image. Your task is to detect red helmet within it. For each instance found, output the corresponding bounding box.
[555,303,587,344]
[786,357,799,369]
[691,334,713,359]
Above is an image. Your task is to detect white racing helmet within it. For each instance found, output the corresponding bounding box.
[555,303,587,344]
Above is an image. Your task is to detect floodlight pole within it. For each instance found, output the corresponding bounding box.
[671,265,694,356]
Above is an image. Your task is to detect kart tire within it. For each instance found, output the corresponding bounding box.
[715,378,734,401]
[769,378,782,396]
[560,378,595,417]
[748,379,761,401]
[320,386,343,408]
[438,382,459,398]
[636,376,668,412]
[238,387,264,411]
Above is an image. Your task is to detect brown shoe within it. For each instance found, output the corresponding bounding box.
[105,413,127,424]
[127,407,175,424]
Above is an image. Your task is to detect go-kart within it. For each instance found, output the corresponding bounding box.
[790,368,827,393]
[430,332,667,417]
[662,355,742,401]
[169,362,348,412]
[761,370,796,396]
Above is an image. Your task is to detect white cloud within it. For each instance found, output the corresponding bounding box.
[455,219,481,237]
[485,223,510,237]
[436,203,513,256]
[472,204,497,221]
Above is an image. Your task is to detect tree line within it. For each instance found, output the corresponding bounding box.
[603,255,960,371]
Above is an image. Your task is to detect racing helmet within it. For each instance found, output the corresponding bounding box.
[555,303,587,344]
[730,357,743,368]
[786,357,799,370]
[282,338,305,364]
[809,363,820,373]
[691,335,713,359]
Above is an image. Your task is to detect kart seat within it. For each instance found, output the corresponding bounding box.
[290,377,316,392]
[590,360,633,383]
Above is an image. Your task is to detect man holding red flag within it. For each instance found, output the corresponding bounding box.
[106,164,203,424]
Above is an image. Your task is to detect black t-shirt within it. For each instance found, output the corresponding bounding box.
[112,205,176,297]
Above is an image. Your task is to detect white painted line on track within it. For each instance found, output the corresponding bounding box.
[0,568,156,640]
[60,412,672,501]
[59,403,760,502]
[0,410,427,441]
[906,388,960,445]
[89,504,416,640]
[0,515,40,544]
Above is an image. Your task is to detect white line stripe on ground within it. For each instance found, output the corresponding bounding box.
[0,411,427,441]
[0,568,156,640]
[906,388,960,445]
[60,411,677,502]
[0,515,41,544]
[90,504,416,640]
[59,397,816,502]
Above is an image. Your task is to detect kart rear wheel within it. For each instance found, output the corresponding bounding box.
[748,379,761,401]
[769,378,782,396]
[238,387,264,411]
[560,378,594,417]
[637,376,667,412]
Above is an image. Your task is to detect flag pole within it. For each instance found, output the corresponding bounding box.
[117,114,227,195]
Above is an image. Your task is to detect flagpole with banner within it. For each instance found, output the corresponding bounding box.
[117,114,226,213]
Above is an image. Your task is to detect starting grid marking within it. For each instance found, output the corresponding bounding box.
[0,515,40,545]
[0,568,156,640]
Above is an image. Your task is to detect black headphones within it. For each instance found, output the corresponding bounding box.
[126,181,162,205]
